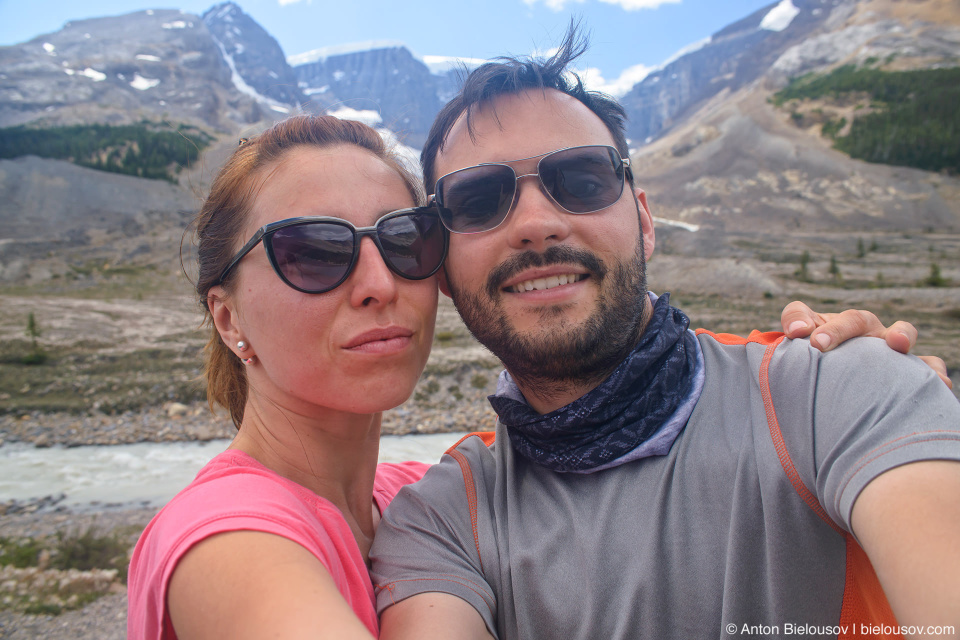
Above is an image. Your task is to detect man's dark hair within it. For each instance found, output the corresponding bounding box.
[420,22,632,191]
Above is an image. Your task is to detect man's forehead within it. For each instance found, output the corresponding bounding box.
[437,89,616,170]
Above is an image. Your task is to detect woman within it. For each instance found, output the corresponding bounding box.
[127,114,945,640]
[128,115,446,639]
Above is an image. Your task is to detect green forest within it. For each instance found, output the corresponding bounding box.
[0,121,214,182]
[773,64,959,174]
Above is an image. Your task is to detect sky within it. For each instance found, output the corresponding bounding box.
[0,0,780,95]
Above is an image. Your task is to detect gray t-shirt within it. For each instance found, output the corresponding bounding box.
[371,334,960,639]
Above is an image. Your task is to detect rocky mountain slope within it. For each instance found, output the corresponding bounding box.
[0,0,958,291]
[290,44,464,148]
[620,0,960,145]
[631,0,960,238]
[0,7,284,132]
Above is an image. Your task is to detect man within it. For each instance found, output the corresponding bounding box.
[371,30,960,640]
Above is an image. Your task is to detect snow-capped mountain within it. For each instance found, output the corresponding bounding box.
[201,2,305,109]
[1,0,957,286]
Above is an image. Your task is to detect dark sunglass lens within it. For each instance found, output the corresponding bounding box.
[437,165,515,233]
[541,146,624,213]
[378,212,445,278]
[270,223,354,292]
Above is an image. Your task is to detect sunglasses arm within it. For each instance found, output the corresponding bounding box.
[217,228,266,285]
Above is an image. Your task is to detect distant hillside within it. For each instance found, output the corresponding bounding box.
[0,122,213,181]
[773,64,960,173]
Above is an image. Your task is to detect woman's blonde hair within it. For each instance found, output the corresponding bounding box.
[194,115,424,428]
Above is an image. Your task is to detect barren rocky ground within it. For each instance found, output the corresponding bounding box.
[1,227,958,638]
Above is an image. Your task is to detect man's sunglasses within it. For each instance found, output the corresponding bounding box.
[431,145,632,234]
[217,208,447,294]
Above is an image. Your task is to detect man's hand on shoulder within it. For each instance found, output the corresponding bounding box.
[780,301,951,388]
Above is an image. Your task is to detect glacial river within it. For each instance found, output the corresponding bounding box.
[0,433,467,510]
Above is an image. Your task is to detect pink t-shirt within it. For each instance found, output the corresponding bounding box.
[127,449,428,639]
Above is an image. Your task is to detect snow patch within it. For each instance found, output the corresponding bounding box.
[420,55,487,75]
[287,40,405,66]
[327,107,383,127]
[211,37,293,110]
[162,21,192,30]
[760,0,800,32]
[42,42,56,55]
[64,68,107,82]
[654,216,700,232]
[130,74,160,90]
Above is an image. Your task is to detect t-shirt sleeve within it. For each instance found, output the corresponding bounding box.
[128,471,345,640]
[372,460,430,513]
[369,443,498,637]
[770,337,960,532]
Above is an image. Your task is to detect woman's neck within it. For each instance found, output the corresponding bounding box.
[229,395,383,560]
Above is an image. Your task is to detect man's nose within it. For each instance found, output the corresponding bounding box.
[503,173,572,251]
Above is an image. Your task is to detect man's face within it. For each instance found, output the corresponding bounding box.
[434,89,657,395]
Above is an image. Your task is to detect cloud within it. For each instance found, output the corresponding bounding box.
[523,0,585,10]
[524,0,680,11]
[278,0,309,5]
[578,63,653,97]
[598,0,681,9]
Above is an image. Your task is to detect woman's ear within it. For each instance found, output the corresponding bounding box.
[208,286,243,352]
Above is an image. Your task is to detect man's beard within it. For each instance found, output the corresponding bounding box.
[446,239,648,399]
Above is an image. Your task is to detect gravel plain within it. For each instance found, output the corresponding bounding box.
[0,378,499,639]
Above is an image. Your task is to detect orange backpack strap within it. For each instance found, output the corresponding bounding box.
[445,432,496,575]
[756,339,902,640]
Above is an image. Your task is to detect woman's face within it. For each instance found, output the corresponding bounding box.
[222,145,438,415]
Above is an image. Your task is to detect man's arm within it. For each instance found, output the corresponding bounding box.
[851,460,960,638]
[380,593,495,640]
[371,438,499,639]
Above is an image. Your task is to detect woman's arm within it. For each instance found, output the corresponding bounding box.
[781,301,951,387]
[168,530,375,640]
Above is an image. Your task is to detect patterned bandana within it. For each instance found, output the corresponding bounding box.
[489,293,703,473]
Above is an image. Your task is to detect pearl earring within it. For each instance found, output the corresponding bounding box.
[237,341,248,352]
[242,356,255,365]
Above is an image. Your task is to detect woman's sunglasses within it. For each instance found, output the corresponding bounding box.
[432,145,632,234]
[217,208,447,294]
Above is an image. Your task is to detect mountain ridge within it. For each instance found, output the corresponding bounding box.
[0,0,957,289]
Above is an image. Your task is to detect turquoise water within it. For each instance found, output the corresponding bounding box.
[0,433,466,509]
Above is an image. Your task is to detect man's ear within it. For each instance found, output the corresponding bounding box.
[207,286,244,352]
[635,188,656,261]
[437,266,453,299]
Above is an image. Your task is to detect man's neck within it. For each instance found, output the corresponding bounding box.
[512,296,655,415]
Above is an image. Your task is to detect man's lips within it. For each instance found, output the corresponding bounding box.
[502,268,589,293]
[485,246,605,299]
[343,327,414,351]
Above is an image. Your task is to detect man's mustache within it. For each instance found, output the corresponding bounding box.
[485,245,607,298]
